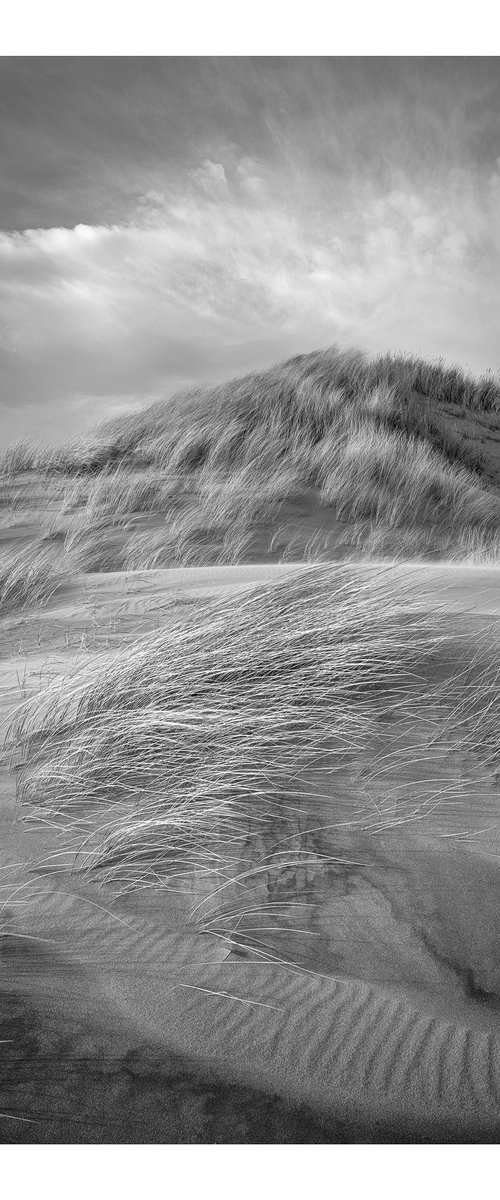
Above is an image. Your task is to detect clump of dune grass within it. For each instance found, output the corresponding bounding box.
[39,466,184,572]
[123,517,219,569]
[49,465,179,521]
[55,511,131,573]
[0,483,29,525]
[344,523,447,562]
[0,542,70,615]
[11,564,495,910]
[124,516,257,570]
[122,462,306,571]
[314,420,499,530]
[62,466,179,518]
[0,440,40,476]
[197,463,306,525]
[376,351,500,412]
[449,527,500,564]
[40,435,125,476]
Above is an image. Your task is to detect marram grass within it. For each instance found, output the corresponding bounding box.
[10,564,500,911]
[6,346,500,571]
[0,542,70,616]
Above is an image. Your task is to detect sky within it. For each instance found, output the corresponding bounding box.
[1,56,500,445]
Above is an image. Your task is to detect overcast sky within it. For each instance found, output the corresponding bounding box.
[1,57,500,445]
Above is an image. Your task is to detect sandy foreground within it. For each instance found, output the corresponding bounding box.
[2,560,500,1141]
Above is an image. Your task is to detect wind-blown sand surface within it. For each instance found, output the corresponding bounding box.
[2,561,500,1141]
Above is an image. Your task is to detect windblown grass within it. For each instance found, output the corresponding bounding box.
[450,527,500,564]
[0,542,70,615]
[60,513,131,573]
[43,466,180,524]
[68,347,500,475]
[38,467,183,571]
[4,345,500,568]
[8,345,500,481]
[122,466,305,570]
[0,440,39,476]
[123,512,256,570]
[10,565,498,916]
[315,421,499,529]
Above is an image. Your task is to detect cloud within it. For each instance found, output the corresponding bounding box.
[2,59,500,442]
[192,159,228,195]
[1,156,500,442]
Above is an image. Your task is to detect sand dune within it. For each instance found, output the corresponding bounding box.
[3,559,500,1139]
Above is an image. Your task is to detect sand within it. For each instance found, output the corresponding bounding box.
[2,559,500,1140]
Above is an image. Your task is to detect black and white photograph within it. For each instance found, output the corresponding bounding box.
[2,36,500,1152]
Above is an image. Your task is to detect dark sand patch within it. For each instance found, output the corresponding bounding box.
[1,937,497,1144]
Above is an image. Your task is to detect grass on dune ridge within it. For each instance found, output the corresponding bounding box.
[2,345,500,572]
[10,565,500,923]
[3,344,500,480]
[96,346,500,478]
[2,344,500,590]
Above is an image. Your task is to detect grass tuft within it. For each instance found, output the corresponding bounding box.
[0,543,70,615]
[11,564,497,911]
